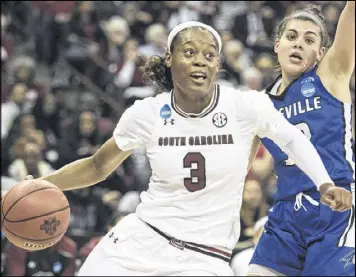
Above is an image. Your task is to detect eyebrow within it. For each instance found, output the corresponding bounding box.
[286,29,318,36]
[181,41,217,50]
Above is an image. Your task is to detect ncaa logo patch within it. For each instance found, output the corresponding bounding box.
[212,112,227,128]
[301,82,316,97]
[160,104,172,119]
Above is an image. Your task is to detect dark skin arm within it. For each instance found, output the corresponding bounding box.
[38,137,132,191]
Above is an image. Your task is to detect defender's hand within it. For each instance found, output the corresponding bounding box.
[320,183,353,212]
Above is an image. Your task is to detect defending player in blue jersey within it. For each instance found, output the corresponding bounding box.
[247,3,355,276]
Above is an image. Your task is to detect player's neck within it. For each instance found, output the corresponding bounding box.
[277,75,298,96]
[173,86,215,115]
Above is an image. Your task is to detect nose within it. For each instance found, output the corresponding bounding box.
[193,52,207,67]
[293,38,303,50]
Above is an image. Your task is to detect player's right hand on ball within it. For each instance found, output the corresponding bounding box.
[320,183,353,212]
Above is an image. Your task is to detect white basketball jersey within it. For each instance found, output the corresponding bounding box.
[113,84,294,250]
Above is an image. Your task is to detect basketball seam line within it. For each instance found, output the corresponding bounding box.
[2,224,67,241]
[1,193,8,223]
[1,184,19,221]
[3,187,61,221]
[4,205,70,223]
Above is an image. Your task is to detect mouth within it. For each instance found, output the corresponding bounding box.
[289,52,303,63]
[189,72,207,83]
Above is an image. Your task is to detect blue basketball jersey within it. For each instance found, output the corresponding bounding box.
[262,67,355,201]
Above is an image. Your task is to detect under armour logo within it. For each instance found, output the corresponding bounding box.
[164,119,175,125]
[40,217,60,236]
[340,250,355,268]
[212,112,227,128]
[108,232,119,244]
[169,237,186,250]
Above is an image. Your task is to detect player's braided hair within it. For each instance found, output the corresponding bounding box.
[142,55,173,93]
[142,30,183,93]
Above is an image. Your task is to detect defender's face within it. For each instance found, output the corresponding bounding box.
[275,19,325,78]
[166,28,220,100]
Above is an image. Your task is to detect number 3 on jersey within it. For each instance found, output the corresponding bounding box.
[285,122,312,166]
[183,152,206,192]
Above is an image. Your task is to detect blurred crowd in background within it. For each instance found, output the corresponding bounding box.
[1,1,354,276]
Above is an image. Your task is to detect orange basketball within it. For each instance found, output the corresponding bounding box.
[1,179,71,251]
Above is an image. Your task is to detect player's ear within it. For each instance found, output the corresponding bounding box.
[165,51,172,68]
[317,46,326,63]
[274,38,280,54]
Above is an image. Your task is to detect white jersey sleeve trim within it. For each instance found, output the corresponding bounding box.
[343,104,355,181]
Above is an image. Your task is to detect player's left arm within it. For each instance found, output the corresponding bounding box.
[318,1,355,101]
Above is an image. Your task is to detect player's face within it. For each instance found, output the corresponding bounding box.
[275,19,325,78]
[166,28,219,100]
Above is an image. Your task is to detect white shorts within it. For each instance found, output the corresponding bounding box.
[78,213,233,276]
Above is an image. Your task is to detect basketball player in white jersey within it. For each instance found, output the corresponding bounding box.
[23,21,351,276]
